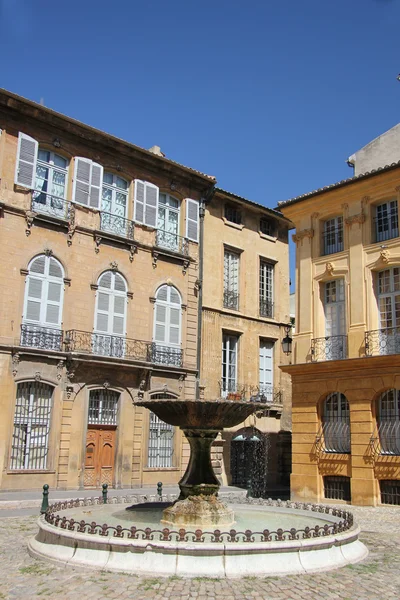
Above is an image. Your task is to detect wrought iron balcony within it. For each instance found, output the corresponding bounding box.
[370,421,400,456]
[365,327,400,357]
[148,343,183,367]
[32,193,70,220]
[20,323,63,351]
[155,230,189,255]
[321,228,344,256]
[64,330,150,361]
[259,299,274,318]
[223,289,239,310]
[100,211,134,239]
[316,422,351,454]
[218,382,282,405]
[311,335,347,362]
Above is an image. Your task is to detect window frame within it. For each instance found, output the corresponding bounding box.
[23,255,65,329]
[33,149,69,214]
[259,259,274,318]
[322,216,344,256]
[153,285,182,348]
[223,248,240,310]
[375,199,399,243]
[321,392,351,454]
[224,203,242,225]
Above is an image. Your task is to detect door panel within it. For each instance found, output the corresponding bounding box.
[84,428,116,488]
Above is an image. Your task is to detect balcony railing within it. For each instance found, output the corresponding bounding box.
[100,212,134,239]
[155,230,189,255]
[365,327,400,357]
[148,343,183,367]
[259,299,273,318]
[20,323,63,351]
[223,289,239,310]
[32,193,70,220]
[316,422,351,454]
[373,421,400,456]
[65,330,150,361]
[311,335,347,362]
[218,382,282,404]
[321,228,344,255]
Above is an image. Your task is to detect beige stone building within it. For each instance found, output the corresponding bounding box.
[279,126,400,506]
[0,89,292,493]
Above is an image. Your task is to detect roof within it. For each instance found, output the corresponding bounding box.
[215,187,291,223]
[277,160,400,209]
[0,88,216,183]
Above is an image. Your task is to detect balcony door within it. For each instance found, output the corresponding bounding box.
[157,193,180,251]
[378,268,400,355]
[222,334,238,396]
[259,341,273,401]
[324,279,346,360]
[101,173,129,236]
[93,271,127,357]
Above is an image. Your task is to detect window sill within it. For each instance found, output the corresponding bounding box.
[142,467,179,472]
[222,218,244,230]
[258,231,277,242]
[6,470,56,475]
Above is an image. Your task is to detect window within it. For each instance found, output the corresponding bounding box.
[148,409,174,468]
[376,267,400,355]
[32,149,69,218]
[134,180,159,227]
[152,285,182,366]
[10,382,53,470]
[260,217,275,237]
[224,203,241,225]
[324,476,351,501]
[224,249,240,310]
[322,216,343,255]
[93,271,128,357]
[156,193,180,251]
[73,157,103,209]
[380,480,400,505]
[259,259,273,317]
[100,173,130,237]
[323,279,346,360]
[21,255,64,350]
[375,200,399,242]
[259,341,274,401]
[321,392,350,453]
[221,334,239,396]
[88,389,119,426]
[376,390,400,455]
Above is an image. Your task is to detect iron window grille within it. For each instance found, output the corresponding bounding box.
[88,389,120,426]
[20,323,63,352]
[324,476,351,501]
[148,410,174,468]
[320,392,351,453]
[380,480,400,505]
[224,249,240,310]
[259,260,273,317]
[322,216,344,255]
[224,203,241,225]
[375,200,399,243]
[376,389,400,455]
[10,381,53,470]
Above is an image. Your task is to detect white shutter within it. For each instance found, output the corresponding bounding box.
[25,277,43,322]
[259,342,273,387]
[15,132,38,188]
[169,306,181,345]
[154,304,167,343]
[73,158,91,206]
[89,162,103,209]
[112,295,126,336]
[186,199,199,242]
[144,182,159,228]
[134,180,145,223]
[45,281,62,326]
[96,292,110,332]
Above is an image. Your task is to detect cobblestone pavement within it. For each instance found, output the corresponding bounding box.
[0,505,399,599]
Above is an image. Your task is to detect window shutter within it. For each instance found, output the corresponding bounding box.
[89,162,103,209]
[112,295,126,336]
[186,199,199,242]
[154,304,167,343]
[144,182,159,228]
[25,277,43,322]
[73,158,91,206]
[96,292,110,332]
[134,180,145,223]
[15,132,38,188]
[45,281,62,326]
[168,307,180,345]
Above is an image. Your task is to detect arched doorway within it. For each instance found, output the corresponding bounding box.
[230,428,267,497]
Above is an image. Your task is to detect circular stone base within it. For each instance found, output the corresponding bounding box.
[161,495,235,528]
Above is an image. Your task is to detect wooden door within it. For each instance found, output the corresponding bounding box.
[84,428,115,488]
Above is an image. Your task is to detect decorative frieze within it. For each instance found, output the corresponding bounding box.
[345,212,365,227]
[292,229,314,244]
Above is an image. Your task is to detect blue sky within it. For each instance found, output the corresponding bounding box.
[1,0,399,289]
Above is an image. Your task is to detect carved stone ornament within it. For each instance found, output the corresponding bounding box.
[380,249,390,264]
[182,259,190,275]
[152,250,159,268]
[129,244,138,263]
[25,210,36,236]
[53,138,61,148]
[292,228,314,244]
[110,261,118,271]
[94,234,102,253]
[65,385,74,400]
[35,372,41,382]
[12,353,20,377]
[103,380,110,389]
[179,373,186,392]
[345,212,365,227]
[311,212,319,220]
[67,204,76,247]
[137,379,146,399]
[326,262,334,275]
[66,359,76,382]
[56,360,64,381]
[44,248,53,257]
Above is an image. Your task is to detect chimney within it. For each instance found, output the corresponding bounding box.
[148,145,165,157]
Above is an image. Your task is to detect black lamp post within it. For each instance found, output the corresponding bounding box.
[282,324,293,356]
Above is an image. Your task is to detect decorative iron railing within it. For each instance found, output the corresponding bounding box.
[32,193,70,220]
[315,422,351,454]
[218,382,282,404]
[100,212,134,239]
[64,330,150,361]
[321,228,344,255]
[259,299,274,318]
[148,343,183,367]
[311,335,347,362]
[370,421,400,456]
[155,230,189,255]
[365,327,400,357]
[223,289,239,310]
[20,324,63,351]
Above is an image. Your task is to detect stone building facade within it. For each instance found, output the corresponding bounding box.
[279,132,400,506]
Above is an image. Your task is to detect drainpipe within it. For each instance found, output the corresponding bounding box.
[196,185,215,399]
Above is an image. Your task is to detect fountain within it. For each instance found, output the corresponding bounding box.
[28,397,368,577]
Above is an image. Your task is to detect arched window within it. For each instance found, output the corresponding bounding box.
[321,392,350,453]
[152,285,182,366]
[21,255,64,350]
[32,148,69,218]
[147,393,175,468]
[93,271,128,357]
[100,172,131,237]
[10,381,54,470]
[376,390,400,455]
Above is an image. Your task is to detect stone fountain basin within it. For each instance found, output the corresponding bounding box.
[28,498,368,578]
